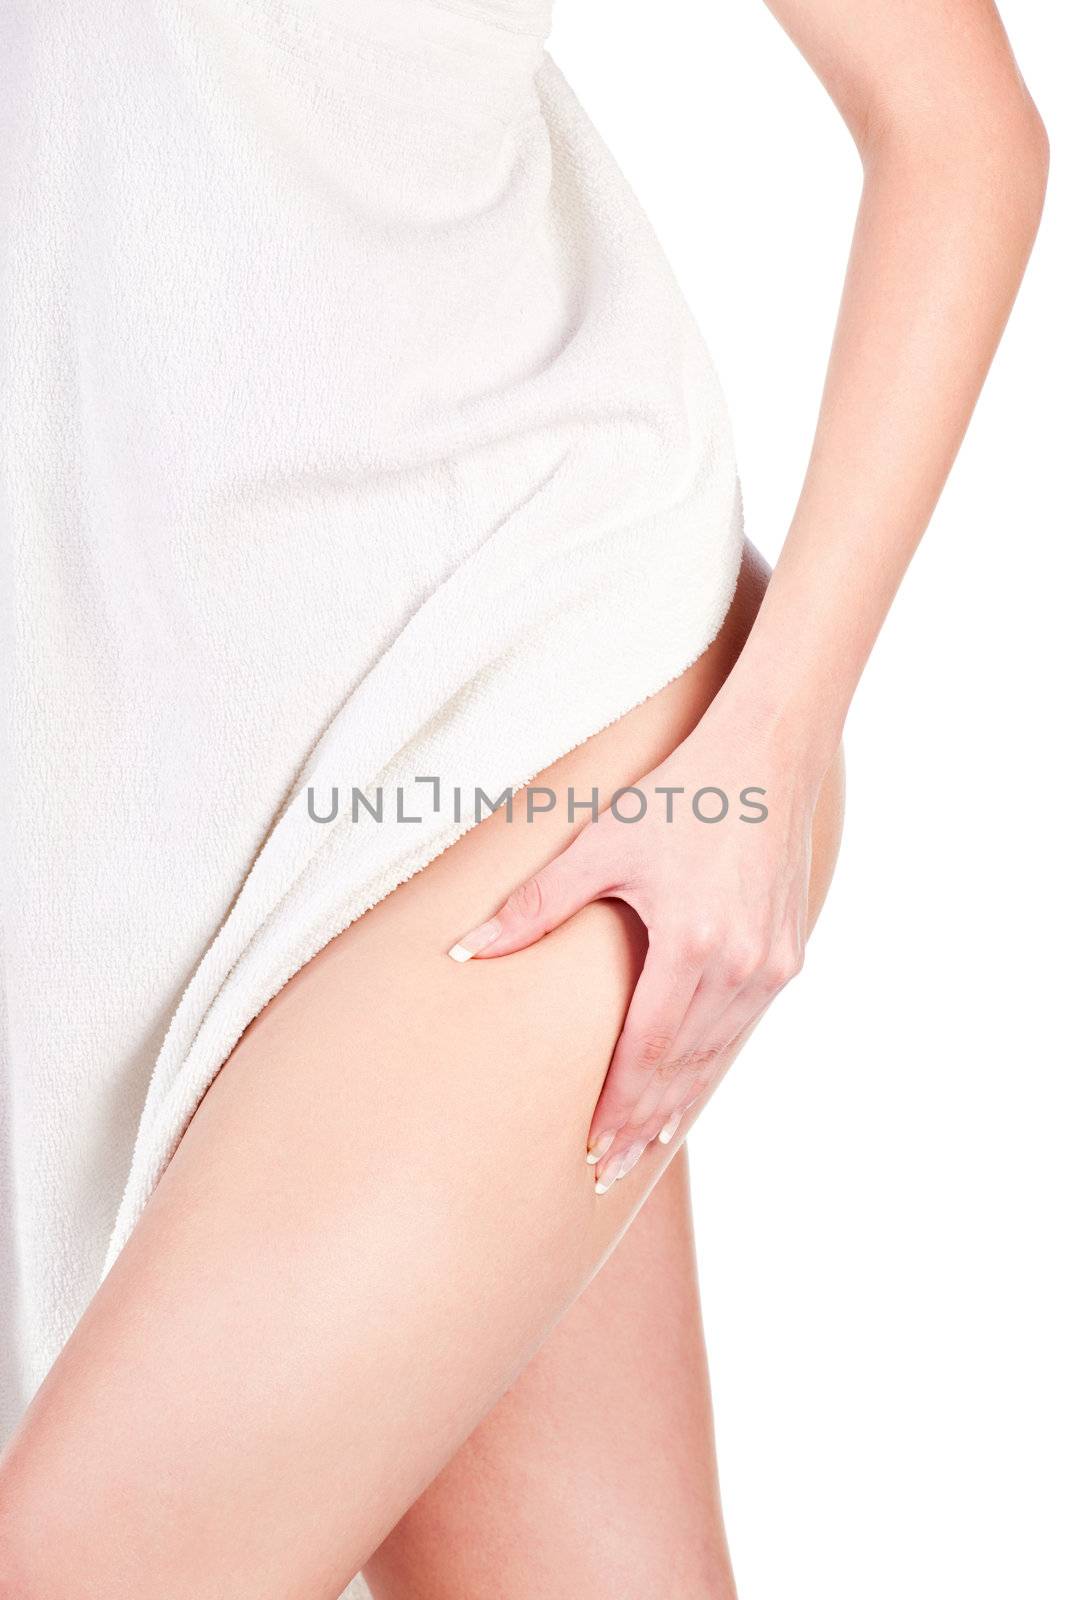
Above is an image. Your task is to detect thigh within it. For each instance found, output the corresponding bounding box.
[0,550,843,1600]
[364,595,844,1600]
[364,1146,737,1600]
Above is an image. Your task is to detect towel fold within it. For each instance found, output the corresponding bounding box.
[0,7,742,1588]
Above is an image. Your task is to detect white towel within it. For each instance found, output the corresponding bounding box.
[0,1,742,1587]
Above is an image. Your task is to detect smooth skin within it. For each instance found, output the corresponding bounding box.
[363,554,812,1600]
[0,553,843,1599]
[364,1148,735,1600]
[0,0,1047,1593]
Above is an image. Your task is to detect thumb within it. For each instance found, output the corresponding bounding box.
[447,846,603,961]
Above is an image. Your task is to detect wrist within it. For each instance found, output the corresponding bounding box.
[698,653,847,788]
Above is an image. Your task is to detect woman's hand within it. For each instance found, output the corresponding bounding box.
[449,689,831,1192]
[448,0,1047,1191]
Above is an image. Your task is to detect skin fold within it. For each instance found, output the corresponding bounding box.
[0,0,1047,1593]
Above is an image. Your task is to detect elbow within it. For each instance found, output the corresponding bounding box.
[860,78,1049,229]
[1003,85,1050,215]
[999,93,1051,245]
[1020,97,1051,212]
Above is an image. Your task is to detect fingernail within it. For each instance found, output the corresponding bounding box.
[447,917,502,963]
[595,1140,645,1194]
[586,1130,616,1166]
[658,1111,683,1145]
[613,1141,646,1183]
[594,1153,624,1194]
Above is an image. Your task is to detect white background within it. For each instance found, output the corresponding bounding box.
[551,4,1064,1596]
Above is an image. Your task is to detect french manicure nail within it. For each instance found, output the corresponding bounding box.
[447,917,502,962]
[613,1141,646,1183]
[594,1151,626,1194]
[658,1111,683,1145]
[586,1130,616,1166]
[596,1141,644,1195]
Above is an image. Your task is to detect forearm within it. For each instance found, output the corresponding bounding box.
[704,69,1048,776]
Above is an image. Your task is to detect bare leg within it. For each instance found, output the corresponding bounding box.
[365,1147,737,1600]
[366,559,845,1600]
[0,547,844,1599]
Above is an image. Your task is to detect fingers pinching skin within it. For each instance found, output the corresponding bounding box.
[446,808,809,1197]
[621,976,751,1140]
[622,992,763,1165]
[586,943,701,1183]
[593,931,804,1191]
[591,960,738,1189]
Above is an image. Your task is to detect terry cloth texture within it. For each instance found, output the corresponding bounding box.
[0,2,742,1589]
